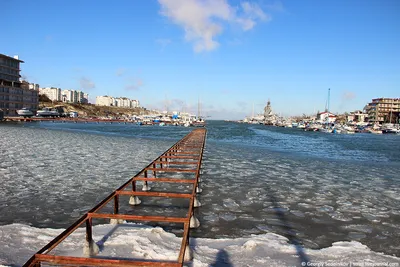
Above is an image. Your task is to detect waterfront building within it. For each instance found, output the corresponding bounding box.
[0,54,39,116]
[317,111,336,123]
[345,110,368,123]
[365,98,400,124]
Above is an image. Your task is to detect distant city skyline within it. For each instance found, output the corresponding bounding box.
[2,0,399,120]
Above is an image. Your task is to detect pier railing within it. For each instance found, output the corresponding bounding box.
[23,128,207,267]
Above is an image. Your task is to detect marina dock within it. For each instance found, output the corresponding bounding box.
[23,128,207,267]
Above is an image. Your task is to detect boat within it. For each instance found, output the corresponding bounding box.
[36,107,60,117]
[382,128,400,134]
[368,129,383,134]
[381,123,400,134]
[16,108,34,117]
[191,118,206,127]
[191,98,206,127]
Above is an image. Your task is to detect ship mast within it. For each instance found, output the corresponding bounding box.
[325,88,330,112]
[197,97,201,119]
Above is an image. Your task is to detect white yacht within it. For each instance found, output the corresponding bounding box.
[36,107,60,117]
[16,108,34,117]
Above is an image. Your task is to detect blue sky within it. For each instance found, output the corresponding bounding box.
[2,0,399,119]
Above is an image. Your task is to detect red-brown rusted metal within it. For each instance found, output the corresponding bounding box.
[134,177,196,183]
[23,128,207,267]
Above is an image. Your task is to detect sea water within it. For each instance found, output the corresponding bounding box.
[0,120,399,266]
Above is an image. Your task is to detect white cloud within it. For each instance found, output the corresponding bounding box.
[241,2,269,21]
[158,0,270,52]
[79,77,95,89]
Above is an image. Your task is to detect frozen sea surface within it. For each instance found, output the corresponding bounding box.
[0,121,400,265]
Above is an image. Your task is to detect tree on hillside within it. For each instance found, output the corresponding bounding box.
[39,94,52,102]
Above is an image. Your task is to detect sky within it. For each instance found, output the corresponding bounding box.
[1,0,399,120]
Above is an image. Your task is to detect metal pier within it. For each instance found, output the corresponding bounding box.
[23,128,207,267]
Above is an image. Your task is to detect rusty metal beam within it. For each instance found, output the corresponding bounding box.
[133,177,196,183]
[145,168,197,173]
[159,155,199,159]
[35,254,181,267]
[153,161,199,165]
[89,213,188,223]
[117,191,192,199]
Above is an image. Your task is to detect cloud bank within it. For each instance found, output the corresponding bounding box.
[158,0,270,52]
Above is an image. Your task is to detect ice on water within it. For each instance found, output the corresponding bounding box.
[1,223,400,266]
[1,122,400,265]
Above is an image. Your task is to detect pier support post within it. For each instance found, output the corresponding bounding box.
[110,195,125,224]
[83,219,99,256]
[142,171,151,191]
[184,243,194,262]
[129,181,141,205]
[142,182,151,191]
[129,196,141,205]
[193,196,201,207]
[190,214,200,228]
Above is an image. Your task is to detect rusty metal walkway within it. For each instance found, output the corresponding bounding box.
[24,128,207,267]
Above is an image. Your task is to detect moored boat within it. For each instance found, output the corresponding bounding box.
[16,108,34,117]
[36,107,60,117]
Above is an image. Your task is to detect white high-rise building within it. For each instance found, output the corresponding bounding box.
[62,89,73,102]
[96,95,140,108]
[61,89,89,104]
[131,99,140,108]
[29,83,39,91]
[39,87,62,101]
[96,95,115,106]
[115,97,131,108]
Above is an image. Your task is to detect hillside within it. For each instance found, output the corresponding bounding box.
[39,102,151,118]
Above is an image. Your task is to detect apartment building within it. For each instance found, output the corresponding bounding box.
[96,95,140,108]
[39,87,62,101]
[0,54,39,116]
[116,97,131,108]
[61,90,89,104]
[131,99,140,108]
[96,95,115,106]
[41,87,89,104]
[365,98,400,124]
[345,110,368,123]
